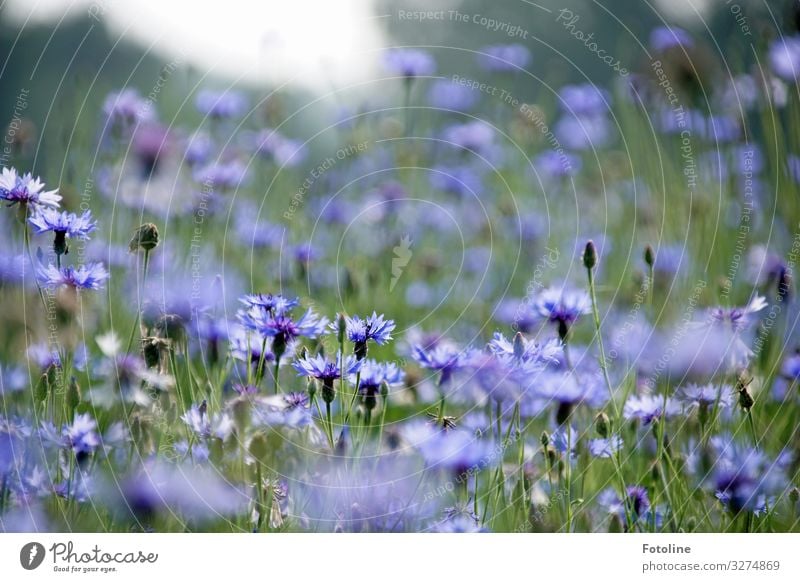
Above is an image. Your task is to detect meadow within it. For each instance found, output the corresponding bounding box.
[2,20,800,533]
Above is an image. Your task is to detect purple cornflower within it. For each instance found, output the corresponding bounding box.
[649,26,694,52]
[623,394,680,425]
[770,35,800,82]
[195,89,248,119]
[476,44,531,72]
[383,48,436,78]
[0,168,61,209]
[531,286,591,339]
[37,262,109,290]
[340,312,396,359]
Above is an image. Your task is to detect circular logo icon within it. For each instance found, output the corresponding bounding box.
[20,542,46,570]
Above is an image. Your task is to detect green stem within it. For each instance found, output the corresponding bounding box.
[588,268,618,418]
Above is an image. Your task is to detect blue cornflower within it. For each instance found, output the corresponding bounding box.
[293,353,362,383]
[532,286,591,339]
[63,413,100,457]
[181,403,234,441]
[476,43,531,72]
[252,393,313,430]
[37,262,109,290]
[588,435,624,459]
[707,438,786,515]
[649,26,694,52]
[432,515,488,533]
[102,89,154,130]
[597,485,662,530]
[623,394,680,425]
[411,343,478,385]
[770,35,800,82]
[239,293,299,316]
[674,383,735,410]
[401,421,494,475]
[535,150,582,179]
[427,79,478,111]
[193,160,248,190]
[293,353,362,404]
[29,208,97,257]
[239,306,328,359]
[0,168,61,209]
[383,48,436,78]
[340,312,396,359]
[705,296,766,331]
[533,371,608,424]
[550,424,578,457]
[29,208,96,239]
[195,89,248,119]
[429,164,483,197]
[354,359,405,400]
[558,83,610,117]
[488,332,562,365]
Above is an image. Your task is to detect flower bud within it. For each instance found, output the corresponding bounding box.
[644,244,655,268]
[583,240,597,270]
[595,412,611,438]
[66,376,82,411]
[129,223,160,252]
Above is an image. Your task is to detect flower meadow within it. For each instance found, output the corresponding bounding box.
[4,18,800,536]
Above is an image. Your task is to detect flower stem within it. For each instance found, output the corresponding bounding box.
[587,267,618,418]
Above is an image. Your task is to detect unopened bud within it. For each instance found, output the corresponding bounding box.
[129,223,160,252]
[583,240,597,270]
[595,412,610,438]
[66,376,81,411]
[644,244,655,268]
